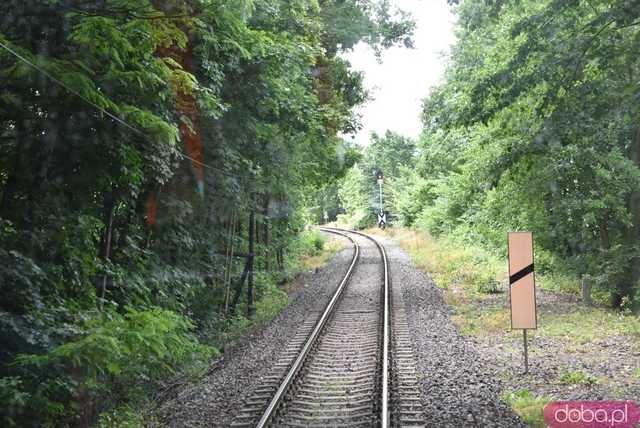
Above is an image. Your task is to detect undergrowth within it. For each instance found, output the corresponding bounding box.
[502,389,551,428]
[384,227,640,425]
[0,228,333,427]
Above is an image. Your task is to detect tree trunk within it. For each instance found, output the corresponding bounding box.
[247,209,255,318]
[229,252,251,316]
[263,194,271,272]
[99,187,117,310]
[1,174,19,218]
[35,110,62,196]
[223,212,237,315]
[626,125,640,310]
[277,247,284,272]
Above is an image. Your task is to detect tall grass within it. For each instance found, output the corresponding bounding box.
[390,228,582,297]
[392,229,507,295]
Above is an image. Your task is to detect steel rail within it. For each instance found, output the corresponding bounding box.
[338,228,390,428]
[254,227,391,428]
[255,228,360,428]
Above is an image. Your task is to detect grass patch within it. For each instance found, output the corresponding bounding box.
[478,308,512,332]
[388,228,640,342]
[300,235,344,271]
[389,228,584,296]
[537,272,580,295]
[389,229,506,296]
[451,305,511,335]
[502,389,552,428]
[557,370,599,385]
[538,308,640,345]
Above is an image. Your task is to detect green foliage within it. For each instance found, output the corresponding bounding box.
[0,377,30,427]
[502,389,552,428]
[37,308,214,384]
[337,208,375,230]
[0,0,414,423]
[299,230,325,256]
[2,308,214,427]
[388,166,430,227]
[338,166,375,227]
[97,405,147,428]
[416,0,640,309]
[318,0,415,56]
[557,371,599,386]
[253,280,290,324]
[337,130,418,227]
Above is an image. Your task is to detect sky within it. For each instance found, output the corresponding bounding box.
[341,0,457,146]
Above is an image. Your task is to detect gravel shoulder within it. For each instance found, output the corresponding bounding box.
[377,235,526,428]
[375,227,640,427]
[469,288,640,402]
[155,233,353,427]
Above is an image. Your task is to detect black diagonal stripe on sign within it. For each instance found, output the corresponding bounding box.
[509,263,534,285]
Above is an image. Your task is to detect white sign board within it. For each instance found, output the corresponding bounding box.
[377,212,386,227]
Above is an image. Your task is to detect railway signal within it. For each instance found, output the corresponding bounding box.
[508,232,537,374]
[376,170,385,228]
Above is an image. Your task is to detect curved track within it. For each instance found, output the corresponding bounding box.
[230,228,424,427]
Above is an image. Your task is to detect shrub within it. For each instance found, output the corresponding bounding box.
[97,405,147,428]
[336,209,375,230]
[557,371,599,386]
[502,389,552,428]
[0,377,31,427]
[254,280,290,324]
[476,276,502,294]
[4,307,215,426]
[299,230,325,256]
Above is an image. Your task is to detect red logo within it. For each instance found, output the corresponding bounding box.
[544,401,640,427]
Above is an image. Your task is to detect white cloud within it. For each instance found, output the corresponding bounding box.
[341,0,456,146]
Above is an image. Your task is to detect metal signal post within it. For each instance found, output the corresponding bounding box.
[376,170,386,228]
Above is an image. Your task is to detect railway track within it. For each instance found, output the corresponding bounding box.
[230,228,424,427]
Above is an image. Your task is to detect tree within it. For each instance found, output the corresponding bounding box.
[418,0,640,309]
[336,130,418,227]
[0,0,415,424]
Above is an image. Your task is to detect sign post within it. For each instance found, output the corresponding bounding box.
[377,211,387,228]
[376,170,386,228]
[508,232,537,374]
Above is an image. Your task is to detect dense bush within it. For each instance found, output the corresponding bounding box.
[0,0,414,423]
[299,230,326,257]
[416,0,640,309]
[2,308,214,426]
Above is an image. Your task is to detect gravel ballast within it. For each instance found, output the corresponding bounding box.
[378,235,526,428]
[156,234,353,427]
[157,232,525,427]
